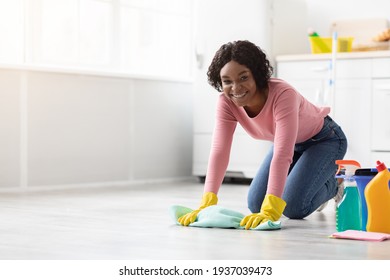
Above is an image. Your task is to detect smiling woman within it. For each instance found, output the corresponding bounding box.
[179,40,348,230]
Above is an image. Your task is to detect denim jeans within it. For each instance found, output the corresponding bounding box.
[247,116,348,219]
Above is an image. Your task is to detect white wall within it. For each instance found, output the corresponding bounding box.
[306,0,390,36]
[0,68,193,189]
[272,0,390,56]
[271,0,309,57]
[0,69,20,187]
[192,0,390,59]
[2,0,390,189]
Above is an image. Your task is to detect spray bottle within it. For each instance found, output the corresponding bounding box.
[365,161,390,233]
[335,160,362,232]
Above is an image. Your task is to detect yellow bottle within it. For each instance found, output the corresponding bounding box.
[365,161,390,233]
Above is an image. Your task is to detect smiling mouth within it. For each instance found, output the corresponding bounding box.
[231,91,248,99]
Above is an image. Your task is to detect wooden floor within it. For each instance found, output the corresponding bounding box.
[0,178,389,260]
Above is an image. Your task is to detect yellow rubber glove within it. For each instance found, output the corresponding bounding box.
[178,192,218,226]
[240,194,286,230]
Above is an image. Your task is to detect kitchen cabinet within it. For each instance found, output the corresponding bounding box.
[276,52,390,168]
[276,60,333,107]
[371,57,390,164]
[370,79,390,151]
[333,78,371,165]
[192,0,273,181]
[193,129,272,180]
[333,59,372,165]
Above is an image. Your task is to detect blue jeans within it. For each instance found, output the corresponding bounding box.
[247,116,347,219]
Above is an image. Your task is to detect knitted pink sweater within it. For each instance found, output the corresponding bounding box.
[204,78,330,197]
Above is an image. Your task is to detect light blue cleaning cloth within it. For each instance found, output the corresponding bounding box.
[170,205,281,230]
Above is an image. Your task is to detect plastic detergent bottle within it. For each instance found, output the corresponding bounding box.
[335,160,362,232]
[365,161,390,233]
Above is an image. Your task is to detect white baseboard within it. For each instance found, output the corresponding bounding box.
[0,176,195,193]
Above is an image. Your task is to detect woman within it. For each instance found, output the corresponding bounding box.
[178,40,347,229]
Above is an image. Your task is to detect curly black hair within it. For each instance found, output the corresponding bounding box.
[207,40,273,92]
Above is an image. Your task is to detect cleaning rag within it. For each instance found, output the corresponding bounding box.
[170,205,281,230]
[330,230,390,241]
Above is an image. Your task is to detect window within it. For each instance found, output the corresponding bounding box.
[119,0,193,78]
[0,0,24,63]
[0,0,193,79]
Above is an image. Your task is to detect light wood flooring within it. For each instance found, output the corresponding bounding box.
[0,178,389,260]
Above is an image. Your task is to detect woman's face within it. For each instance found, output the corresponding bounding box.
[220,60,259,108]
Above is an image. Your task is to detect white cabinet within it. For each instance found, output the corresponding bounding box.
[276,60,332,107]
[371,80,390,151]
[276,58,371,104]
[371,58,390,164]
[193,115,272,180]
[333,59,372,166]
[192,0,273,180]
[276,55,380,167]
[372,58,390,78]
[333,78,371,165]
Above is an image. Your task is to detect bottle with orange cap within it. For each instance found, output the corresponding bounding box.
[335,160,362,232]
[365,161,390,233]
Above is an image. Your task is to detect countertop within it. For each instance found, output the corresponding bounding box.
[275,50,390,62]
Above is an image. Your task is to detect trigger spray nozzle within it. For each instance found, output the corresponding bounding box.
[335,160,361,178]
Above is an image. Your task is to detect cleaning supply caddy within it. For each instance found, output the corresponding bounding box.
[365,161,390,234]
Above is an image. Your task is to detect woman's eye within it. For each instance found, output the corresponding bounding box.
[240,75,248,81]
[222,80,231,85]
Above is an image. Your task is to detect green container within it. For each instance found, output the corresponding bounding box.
[336,179,362,232]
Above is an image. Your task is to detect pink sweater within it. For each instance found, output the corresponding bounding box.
[204,78,330,197]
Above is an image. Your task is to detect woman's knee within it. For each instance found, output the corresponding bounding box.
[282,203,308,219]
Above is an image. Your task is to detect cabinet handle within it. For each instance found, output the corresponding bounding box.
[375,85,390,91]
[375,85,390,95]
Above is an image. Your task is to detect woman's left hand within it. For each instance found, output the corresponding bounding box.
[240,194,286,230]
[240,212,268,230]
